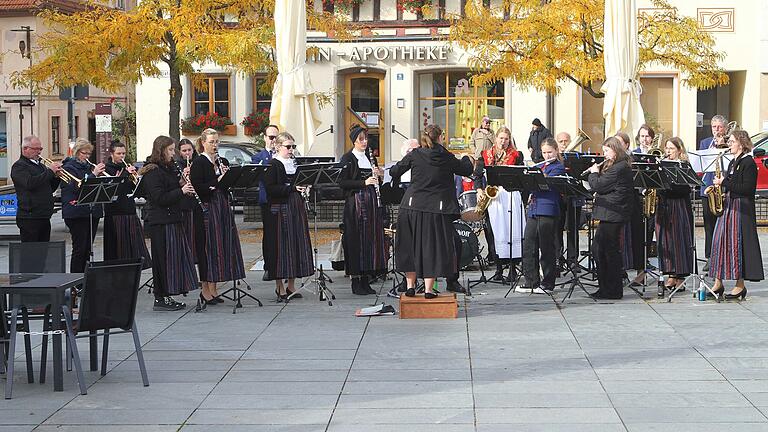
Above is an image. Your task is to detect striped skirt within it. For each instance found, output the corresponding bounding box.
[196,190,246,283]
[655,196,693,277]
[710,195,765,281]
[149,222,198,296]
[342,187,387,276]
[104,214,152,270]
[181,209,197,263]
[262,193,314,280]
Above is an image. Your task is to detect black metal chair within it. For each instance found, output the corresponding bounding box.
[62,259,150,392]
[2,241,67,396]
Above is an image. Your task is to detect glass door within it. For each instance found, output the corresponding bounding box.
[345,73,385,164]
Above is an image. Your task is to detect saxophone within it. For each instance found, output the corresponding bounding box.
[366,150,382,207]
[704,151,726,217]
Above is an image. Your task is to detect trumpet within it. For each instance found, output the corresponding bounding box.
[41,157,82,187]
[122,159,139,184]
[86,160,108,176]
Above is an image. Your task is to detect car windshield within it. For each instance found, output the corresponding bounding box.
[752,132,768,149]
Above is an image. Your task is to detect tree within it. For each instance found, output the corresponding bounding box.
[12,0,348,140]
[449,0,729,98]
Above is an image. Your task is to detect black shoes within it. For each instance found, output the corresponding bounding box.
[446,281,466,294]
[589,291,622,300]
[725,287,747,301]
[352,277,376,295]
[286,289,303,299]
[405,287,416,297]
[275,289,289,302]
[424,292,439,299]
[707,286,725,299]
[153,297,186,311]
[200,293,218,306]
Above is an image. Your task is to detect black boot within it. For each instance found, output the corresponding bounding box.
[492,260,506,281]
[446,280,466,294]
[352,277,369,295]
[361,276,376,295]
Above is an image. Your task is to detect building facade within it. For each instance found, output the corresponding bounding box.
[0,0,134,183]
[135,0,768,163]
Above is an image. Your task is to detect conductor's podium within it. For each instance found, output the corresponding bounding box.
[399,292,458,319]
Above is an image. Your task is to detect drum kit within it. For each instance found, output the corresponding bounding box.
[455,190,487,270]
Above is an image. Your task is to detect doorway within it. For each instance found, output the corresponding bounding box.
[344,73,385,164]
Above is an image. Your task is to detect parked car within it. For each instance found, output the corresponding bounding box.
[217,142,262,205]
[751,132,768,197]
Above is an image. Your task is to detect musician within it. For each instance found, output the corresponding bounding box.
[634,124,655,154]
[389,124,473,299]
[709,130,764,300]
[555,131,582,267]
[251,124,279,220]
[522,138,566,292]
[699,115,728,272]
[190,128,246,305]
[11,135,62,242]
[140,135,198,311]
[587,137,634,300]
[61,139,105,273]
[555,132,571,152]
[262,132,314,300]
[477,126,525,281]
[614,132,645,285]
[339,125,387,295]
[655,137,694,290]
[102,141,152,269]
[176,138,199,259]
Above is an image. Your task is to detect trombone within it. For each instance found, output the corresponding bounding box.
[40,157,82,187]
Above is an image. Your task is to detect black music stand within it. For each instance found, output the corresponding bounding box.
[199,165,268,313]
[658,162,714,302]
[626,162,669,298]
[546,175,596,304]
[290,163,344,305]
[77,176,123,264]
[483,166,550,299]
[563,153,605,179]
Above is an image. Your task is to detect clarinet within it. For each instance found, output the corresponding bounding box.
[366,150,382,208]
[173,159,206,213]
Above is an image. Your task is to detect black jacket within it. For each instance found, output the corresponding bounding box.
[389,144,473,216]
[588,159,634,223]
[10,156,60,219]
[103,160,137,216]
[338,151,375,198]
[264,158,300,204]
[189,154,229,203]
[722,154,757,199]
[60,158,103,219]
[527,127,553,162]
[140,162,185,226]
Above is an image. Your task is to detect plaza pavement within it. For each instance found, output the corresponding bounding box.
[1,216,768,432]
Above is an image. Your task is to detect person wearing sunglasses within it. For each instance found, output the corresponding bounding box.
[338,124,387,295]
[262,132,313,301]
[251,125,280,225]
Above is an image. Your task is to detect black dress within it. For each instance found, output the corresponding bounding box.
[103,160,152,269]
[338,151,387,277]
[655,163,693,278]
[389,144,473,278]
[141,162,198,297]
[262,158,313,280]
[710,154,764,281]
[189,154,245,283]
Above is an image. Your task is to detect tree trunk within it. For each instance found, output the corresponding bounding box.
[168,65,182,141]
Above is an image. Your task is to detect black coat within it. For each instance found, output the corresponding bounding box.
[722,154,757,199]
[103,160,138,216]
[338,151,374,198]
[10,156,60,219]
[389,144,473,216]
[264,158,299,204]
[141,162,185,226]
[189,154,229,203]
[588,159,634,223]
[60,158,103,219]
[527,127,553,162]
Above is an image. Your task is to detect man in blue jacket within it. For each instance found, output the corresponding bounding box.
[251,124,280,218]
[698,115,727,272]
[522,138,566,292]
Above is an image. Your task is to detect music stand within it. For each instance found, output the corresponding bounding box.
[290,163,344,305]
[563,153,605,179]
[198,165,268,313]
[546,175,596,304]
[657,162,716,302]
[76,176,123,264]
[483,166,550,299]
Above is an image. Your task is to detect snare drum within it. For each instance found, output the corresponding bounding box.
[453,220,480,270]
[458,190,483,222]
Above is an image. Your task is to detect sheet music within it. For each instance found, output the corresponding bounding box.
[688,149,733,173]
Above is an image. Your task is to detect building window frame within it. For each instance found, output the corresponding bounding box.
[251,75,273,113]
[191,75,232,120]
[50,115,61,155]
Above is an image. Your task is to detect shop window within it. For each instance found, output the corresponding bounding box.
[193,76,231,119]
[252,75,272,112]
[418,71,504,152]
[51,116,61,155]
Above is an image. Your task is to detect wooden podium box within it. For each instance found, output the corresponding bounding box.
[399,293,458,319]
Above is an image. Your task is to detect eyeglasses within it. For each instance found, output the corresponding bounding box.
[282,144,297,149]
[267,135,277,140]
[28,147,43,151]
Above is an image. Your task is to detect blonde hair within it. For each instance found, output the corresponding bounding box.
[274,132,296,148]
[731,130,753,152]
[420,124,442,149]
[196,128,219,153]
[495,126,516,150]
[72,138,93,157]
